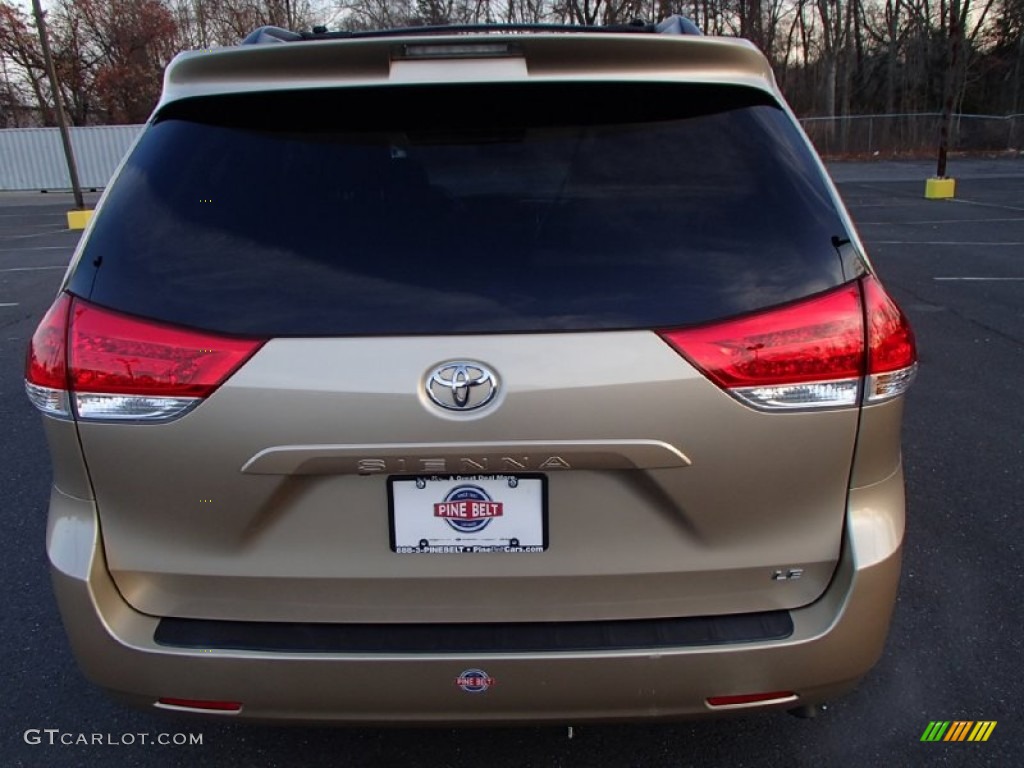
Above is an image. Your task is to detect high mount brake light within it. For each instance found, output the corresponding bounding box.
[659,276,916,410]
[25,294,265,422]
[400,43,517,59]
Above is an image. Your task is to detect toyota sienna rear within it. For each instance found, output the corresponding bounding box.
[26,19,916,723]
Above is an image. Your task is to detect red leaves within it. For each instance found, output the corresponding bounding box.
[0,0,178,125]
[59,0,179,123]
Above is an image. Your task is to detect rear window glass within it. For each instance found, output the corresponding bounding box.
[70,82,849,336]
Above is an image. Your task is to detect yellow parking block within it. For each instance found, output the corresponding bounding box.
[924,177,956,199]
[67,209,94,230]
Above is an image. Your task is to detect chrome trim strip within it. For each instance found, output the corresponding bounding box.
[241,439,691,475]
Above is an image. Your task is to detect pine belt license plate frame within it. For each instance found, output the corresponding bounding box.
[388,473,548,554]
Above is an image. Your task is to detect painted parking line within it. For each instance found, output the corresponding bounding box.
[950,199,1024,214]
[859,217,1024,225]
[0,213,66,218]
[0,247,71,253]
[0,302,19,307]
[0,230,75,241]
[0,266,68,272]
[845,201,926,208]
[871,241,1024,246]
[933,277,1024,282]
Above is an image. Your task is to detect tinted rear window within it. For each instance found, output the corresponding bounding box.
[70,82,849,336]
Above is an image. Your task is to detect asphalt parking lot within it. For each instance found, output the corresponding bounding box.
[1,158,1021,767]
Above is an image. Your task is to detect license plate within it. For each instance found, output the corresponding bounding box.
[388,474,547,554]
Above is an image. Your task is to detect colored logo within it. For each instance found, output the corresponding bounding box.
[920,721,997,742]
[434,485,503,533]
[426,361,498,411]
[456,669,494,693]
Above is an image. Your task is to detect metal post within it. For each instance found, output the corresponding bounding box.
[32,0,84,209]
[937,3,963,179]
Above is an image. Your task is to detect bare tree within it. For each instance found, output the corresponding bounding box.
[0,2,52,123]
[1,0,1021,132]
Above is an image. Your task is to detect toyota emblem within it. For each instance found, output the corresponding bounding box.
[425,362,499,411]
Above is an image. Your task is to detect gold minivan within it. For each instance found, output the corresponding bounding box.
[26,18,916,723]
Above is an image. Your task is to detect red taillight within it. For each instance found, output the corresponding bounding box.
[863,275,916,374]
[156,697,242,713]
[660,284,864,388]
[25,293,265,421]
[68,299,263,398]
[659,284,865,409]
[862,275,918,403]
[658,277,916,410]
[26,292,72,390]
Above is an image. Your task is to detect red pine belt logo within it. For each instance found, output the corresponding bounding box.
[435,484,503,534]
[434,499,503,520]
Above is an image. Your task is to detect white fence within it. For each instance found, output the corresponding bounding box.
[0,125,143,191]
[2,114,1021,190]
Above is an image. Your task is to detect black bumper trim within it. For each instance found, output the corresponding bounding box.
[154,611,793,654]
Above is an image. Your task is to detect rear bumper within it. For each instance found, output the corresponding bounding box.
[47,470,904,724]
